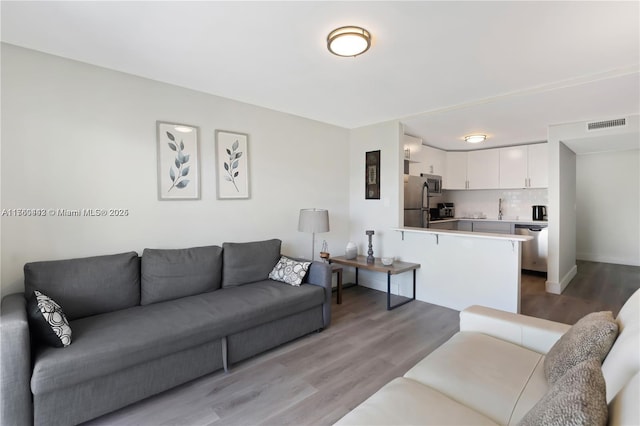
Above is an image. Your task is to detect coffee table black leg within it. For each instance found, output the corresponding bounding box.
[387,269,417,311]
[412,269,416,301]
[387,271,391,310]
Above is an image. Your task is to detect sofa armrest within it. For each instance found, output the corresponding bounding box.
[460,305,570,354]
[305,261,332,329]
[1,293,33,426]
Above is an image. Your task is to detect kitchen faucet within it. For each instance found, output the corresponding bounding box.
[498,198,503,220]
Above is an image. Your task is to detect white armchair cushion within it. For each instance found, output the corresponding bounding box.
[460,305,570,354]
[404,332,545,425]
[334,377,498,426]
[602,289,640,402]
[608,371,640,426]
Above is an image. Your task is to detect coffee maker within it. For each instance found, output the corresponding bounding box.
[438,202,455,218]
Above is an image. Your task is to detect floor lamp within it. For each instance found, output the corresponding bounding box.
[298,208,330,261]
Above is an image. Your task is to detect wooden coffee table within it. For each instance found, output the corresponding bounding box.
[329,255,420,310]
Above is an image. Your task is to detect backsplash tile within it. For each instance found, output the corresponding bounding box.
[445,188,548,221]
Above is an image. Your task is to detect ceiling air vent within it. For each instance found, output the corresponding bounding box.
[587,118,626,131]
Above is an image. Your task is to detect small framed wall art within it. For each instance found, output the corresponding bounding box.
[215,130,250,199]
[365,150,380,199]
[156,121,200,200]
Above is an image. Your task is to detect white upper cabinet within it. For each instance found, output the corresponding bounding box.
[408,147,427,175]
[467,149,500,189]
[439,142,548,190]
[444,151,468,189]
[403,135,422,161]
[527,143,548,188]
[499,143,548,188]
[422,146,446,176]
[499,146,528,188]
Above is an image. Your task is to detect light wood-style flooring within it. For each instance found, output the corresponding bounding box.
[521,260,640,324]
[85,260,639,426]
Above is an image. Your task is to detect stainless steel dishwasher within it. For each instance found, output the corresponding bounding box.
[515,224,548,272]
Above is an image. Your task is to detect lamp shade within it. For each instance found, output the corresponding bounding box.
[298,209,330,233]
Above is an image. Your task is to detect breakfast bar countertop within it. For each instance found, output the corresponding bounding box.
[393,226,533,241]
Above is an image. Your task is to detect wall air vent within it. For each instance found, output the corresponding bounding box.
[587,118,626,131]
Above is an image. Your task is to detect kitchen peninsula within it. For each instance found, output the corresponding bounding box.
[390,226,532,314]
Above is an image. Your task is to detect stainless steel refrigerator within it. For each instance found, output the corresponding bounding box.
[404,175,429,228]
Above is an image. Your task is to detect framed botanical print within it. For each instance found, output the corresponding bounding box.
[156,121,200,200]
[215,130,250,199]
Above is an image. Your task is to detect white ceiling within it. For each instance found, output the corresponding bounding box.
[564,132,640,156]
[2,1,639,151]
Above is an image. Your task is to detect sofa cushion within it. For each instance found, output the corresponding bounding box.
[268,256,311,286]
[608,371,640,426]
[544,311,618,384]
[602,289,640,402]
[334,377,499,426]
[24,252,140,320]
[141,245,223,305]
[404,332,544,425]
[518,358,607,426]
[27,291,72,348]
[222,239,281,287]
[507,354,548,425]
[30,280,324,394]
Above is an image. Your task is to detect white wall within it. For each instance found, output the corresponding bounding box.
[547,116,638,293]
[576,149,640,265]
[557,142,577,291]
[348,121,404,266]
[0,44,350,295]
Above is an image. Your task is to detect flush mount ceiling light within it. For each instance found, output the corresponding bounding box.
[174,126,193,133]
[464,134,487,144]
[327,26,371,57]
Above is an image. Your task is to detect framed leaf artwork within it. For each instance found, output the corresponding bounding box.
[156,121,200,200]
[215,130,250,199]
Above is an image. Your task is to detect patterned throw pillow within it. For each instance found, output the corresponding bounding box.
[518,358,608,426]
[544,311,618,384]
[27,290,73,347]
[268,256,311,286]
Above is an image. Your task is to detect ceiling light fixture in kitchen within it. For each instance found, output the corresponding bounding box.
[327,26,371,57]
[464,134,486,144]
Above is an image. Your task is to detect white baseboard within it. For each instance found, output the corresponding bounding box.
[576,253,640,267]
[546,264,577,294]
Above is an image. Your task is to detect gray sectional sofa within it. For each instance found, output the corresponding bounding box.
[1,239,332,426]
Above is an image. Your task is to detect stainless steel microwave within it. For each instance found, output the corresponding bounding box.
[421,173,442,196]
